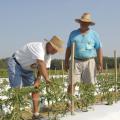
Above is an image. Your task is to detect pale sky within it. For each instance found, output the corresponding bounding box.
[0,0,120,58]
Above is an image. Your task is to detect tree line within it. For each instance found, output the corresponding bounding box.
[0,57,120,70]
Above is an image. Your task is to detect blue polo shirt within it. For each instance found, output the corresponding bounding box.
[67,29,102,59]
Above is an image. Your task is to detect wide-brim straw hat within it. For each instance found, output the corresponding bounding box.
[75,12,95,25]
[49,36,64,52]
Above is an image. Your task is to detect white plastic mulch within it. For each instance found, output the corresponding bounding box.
[61,101,120,120]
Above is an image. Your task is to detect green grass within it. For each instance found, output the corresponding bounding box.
[0,69,8,78]
[48,69,67,75]
[0,69,68,78]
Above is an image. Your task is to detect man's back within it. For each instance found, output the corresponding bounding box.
[14,42,46,70]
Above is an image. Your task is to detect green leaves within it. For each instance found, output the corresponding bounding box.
[75,82,95,111]
[0,74,120,120]
[96,73,116,105]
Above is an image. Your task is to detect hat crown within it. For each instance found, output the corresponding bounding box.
[81,13,92,21]
[75,12,95,25]
[51,36,63,47]
[49,36,64,52]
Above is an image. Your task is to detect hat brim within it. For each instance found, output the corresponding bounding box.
[49,41,64,52]
[75,19,95,26]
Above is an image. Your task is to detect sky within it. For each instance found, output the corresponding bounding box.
[0,0,120,59]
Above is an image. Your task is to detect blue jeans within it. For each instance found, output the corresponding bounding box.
[7,57,35,87]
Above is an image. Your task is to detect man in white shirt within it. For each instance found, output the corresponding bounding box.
[7,36,64,120]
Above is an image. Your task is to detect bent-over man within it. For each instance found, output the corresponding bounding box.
[8,36,64,120]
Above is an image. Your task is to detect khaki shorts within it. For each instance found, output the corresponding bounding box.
[68,58,96,85]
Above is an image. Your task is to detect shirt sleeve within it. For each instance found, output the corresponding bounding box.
[67,32,73,48]
[94,32,102,50]
[67,30,79,48]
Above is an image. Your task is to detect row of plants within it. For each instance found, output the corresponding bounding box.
[0,69,68,78]
[0,68,119,78]
[0,73,120,120]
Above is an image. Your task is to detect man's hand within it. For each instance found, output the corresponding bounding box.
[64,62,69,72]
[97,64,103,73]
[97,48,103,73]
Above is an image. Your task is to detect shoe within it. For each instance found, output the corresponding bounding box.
[32,114,48,120]
[32,115,41,120]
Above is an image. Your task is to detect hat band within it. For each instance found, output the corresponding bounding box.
[49,41,63,52]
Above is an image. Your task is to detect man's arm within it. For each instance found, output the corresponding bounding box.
[36,59,51,84]
[97,48,103,72]
[65,47,71,72]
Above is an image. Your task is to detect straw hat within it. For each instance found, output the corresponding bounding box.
[75,12,95,25]
[49,36,64,52]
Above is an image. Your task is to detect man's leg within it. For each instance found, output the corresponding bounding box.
[67,60,81,111]
[82,59,96,84]
[32,92,40,114]
[68,60,81,94]
[22,70,42,119]
[7,57,22,87]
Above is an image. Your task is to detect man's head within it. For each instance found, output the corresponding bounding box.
[75,12,95,28]
[46,36,64,55]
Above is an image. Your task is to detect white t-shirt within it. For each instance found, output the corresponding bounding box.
[15,41,51,70]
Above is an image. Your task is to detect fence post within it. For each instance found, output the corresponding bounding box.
[114,50,117,102]
[119,63,120,73]
[71,43,75,114]
[61,60,65,91]
[105,63,108,73]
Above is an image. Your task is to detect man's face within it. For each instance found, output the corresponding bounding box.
[46,43,57,55]
[79,20,91,28]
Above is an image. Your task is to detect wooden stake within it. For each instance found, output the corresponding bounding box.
[71,43,75,114]
[105,63,108,73]
[119,63,120,73]
[61,60,64,91]
[114,50,117,102]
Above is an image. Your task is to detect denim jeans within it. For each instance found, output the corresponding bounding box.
[7,57,35,87]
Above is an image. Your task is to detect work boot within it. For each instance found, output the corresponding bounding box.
[32,115,41,120]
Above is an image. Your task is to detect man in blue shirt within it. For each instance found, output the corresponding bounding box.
[65,12,103,102]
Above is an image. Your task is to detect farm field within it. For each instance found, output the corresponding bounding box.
[0,0,120,120]
[0,70,120,120]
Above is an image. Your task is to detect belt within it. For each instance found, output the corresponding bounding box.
[13,57,21,66]
[74,57,94,61]
[12,54,21,66]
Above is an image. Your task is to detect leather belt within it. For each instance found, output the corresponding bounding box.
[74,57,94,61]
[12,54,21,66]
[13,57,21,66]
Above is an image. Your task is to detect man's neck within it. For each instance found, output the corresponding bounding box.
[80,28,89,34]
